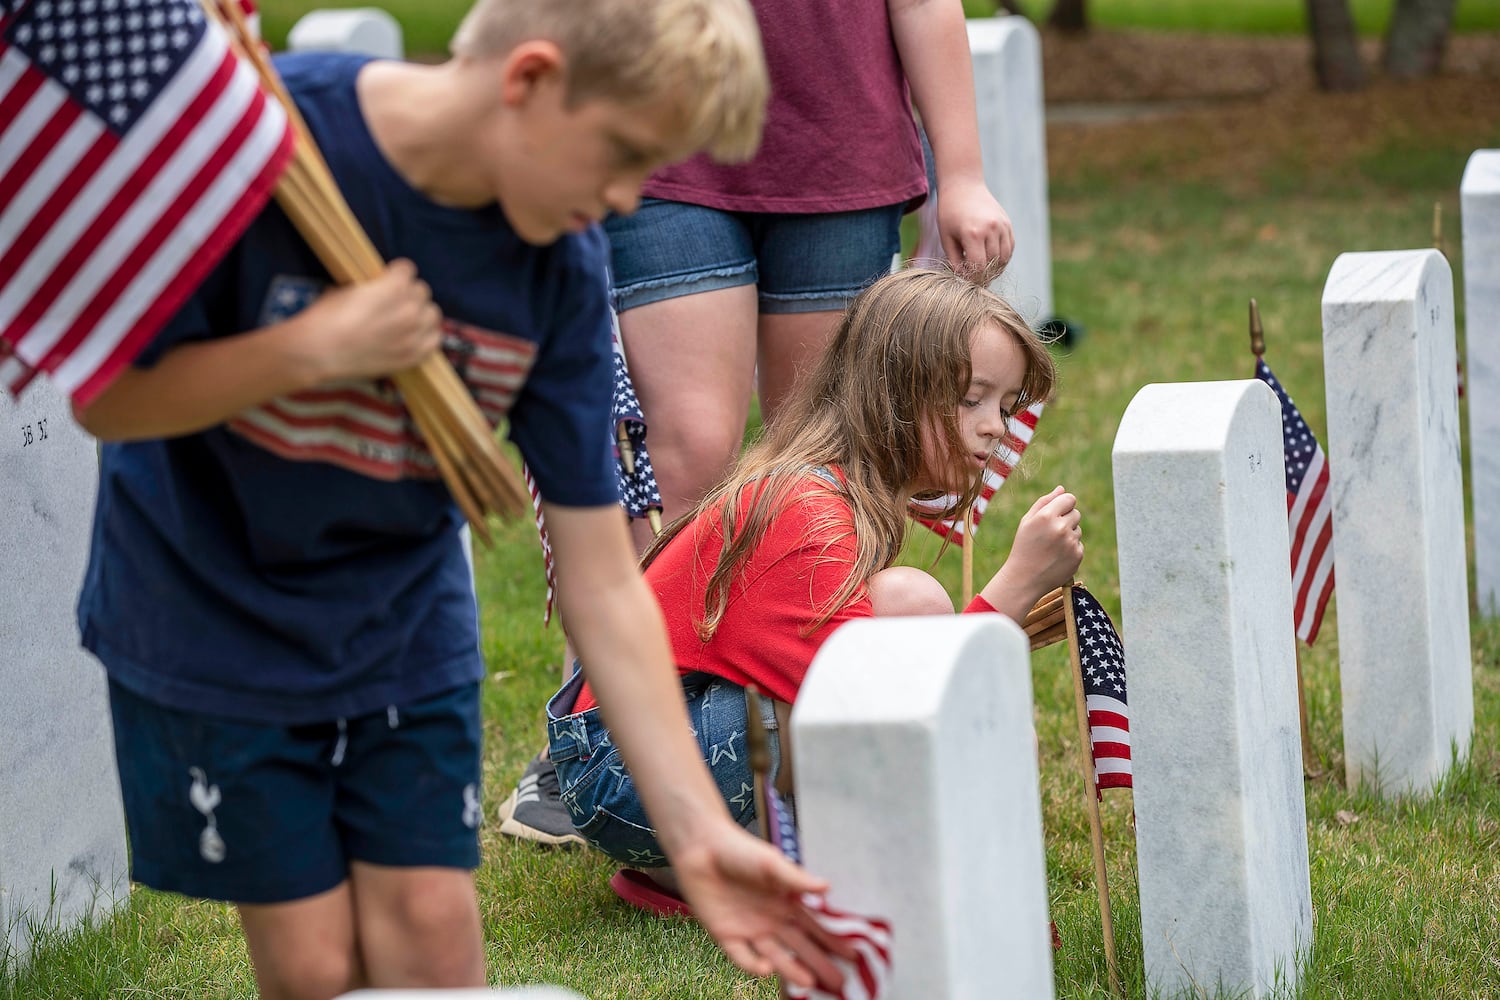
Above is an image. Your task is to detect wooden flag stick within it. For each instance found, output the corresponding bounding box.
[961,505,975,607]
[1250,298,1319,778]
[1063,580,1123,998]
[1295,643,1323,779]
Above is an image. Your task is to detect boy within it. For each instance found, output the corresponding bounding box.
[72,0,846,997]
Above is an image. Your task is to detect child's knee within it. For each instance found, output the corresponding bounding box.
[252,945,361,1000]
[868,566,954,617]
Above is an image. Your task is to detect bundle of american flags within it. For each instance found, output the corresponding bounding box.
[763,782,894,1000]
[0,0,291,402]
[1070,583,1132,794]
[527,320,662,623]
[1254,358,1335,644]
[909,402,1043,539]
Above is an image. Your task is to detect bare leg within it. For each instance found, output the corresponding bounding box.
[619,285,759,554]
[868,566,956,617]
[237,884,363,1000]
[755,310,844,425]
[348,862,486,987]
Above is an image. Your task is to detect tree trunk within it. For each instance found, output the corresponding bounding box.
[1305,0,1368,91]
[1047,0,1088,33]
[1384,0,1459,78]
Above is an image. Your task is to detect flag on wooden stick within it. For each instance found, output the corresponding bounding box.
[909,402,1043,539]
[1071,583,1132,793]
[0,0,293,402]
[1254,358,1335,644]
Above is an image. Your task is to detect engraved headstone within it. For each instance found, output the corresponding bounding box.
[1322,250,1473,796]
[1461,151,1500,616]
[792,615,1054,999]
[1,382,128,964]
[1113,380,1313,997]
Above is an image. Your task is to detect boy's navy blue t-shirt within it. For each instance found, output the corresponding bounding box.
[77,53,619,724]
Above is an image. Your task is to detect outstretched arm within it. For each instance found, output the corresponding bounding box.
[890,0,1014,270]
[543,503,850,991]
[980,485,1084,620]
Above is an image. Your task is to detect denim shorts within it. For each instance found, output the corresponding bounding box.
[108,680,483,904]
[604,198,904,315]
[545,669,783,867]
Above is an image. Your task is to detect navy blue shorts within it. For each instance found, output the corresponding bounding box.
[604,198,903,315]
[108,680,483,904]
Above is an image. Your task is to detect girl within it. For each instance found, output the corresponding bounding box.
[544,264,1081,895]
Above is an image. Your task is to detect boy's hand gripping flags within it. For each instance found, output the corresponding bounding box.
[0,0,293,402]
[909,402,1043,538]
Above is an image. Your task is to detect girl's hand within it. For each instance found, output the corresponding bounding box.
[670,821,855,993]
[302,259,444,382]
[935,176,1015,274]
[980,485,1084,620]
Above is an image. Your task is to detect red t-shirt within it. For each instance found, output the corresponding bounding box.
[572,473,997,712]
[641,0,927,214]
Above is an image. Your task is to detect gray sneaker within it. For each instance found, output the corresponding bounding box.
[496,753,587,847]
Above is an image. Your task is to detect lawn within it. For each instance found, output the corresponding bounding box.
[6,11,1500,1000]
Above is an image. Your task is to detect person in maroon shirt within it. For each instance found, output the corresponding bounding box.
[544,264,1082,903]
[501,0,1020,847]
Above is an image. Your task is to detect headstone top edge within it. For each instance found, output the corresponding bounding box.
[1323,248,1450,306]
[794,614,1027,727]
[964,14,1040,48]
[1112,379,1272,458]
[1461,149,1500,192]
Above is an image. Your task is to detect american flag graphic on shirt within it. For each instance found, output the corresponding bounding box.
[230,282,536,481]
[0,0,291,402]
[909,402,1043,539]
[1072,584,1132,794]
[765,784,895,1000]
[1254,358,1335,644]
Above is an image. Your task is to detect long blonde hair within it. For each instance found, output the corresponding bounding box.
[644,263,1056,639]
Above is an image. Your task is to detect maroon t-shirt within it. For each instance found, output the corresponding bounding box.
[642,0,928,214]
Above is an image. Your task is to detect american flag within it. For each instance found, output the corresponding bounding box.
[1254,358,1335,644]
[0,0,292,403]
[1072,584,1132,794]
[764,784,894,1000]
[909,402,1043,539]
[528,317,661,623]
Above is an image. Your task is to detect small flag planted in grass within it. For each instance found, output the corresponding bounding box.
[1071,583,1132,793]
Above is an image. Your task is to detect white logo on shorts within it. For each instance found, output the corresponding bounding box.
[189,767,227,864]
[462,783,481,830]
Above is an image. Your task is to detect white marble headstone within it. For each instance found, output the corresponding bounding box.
[1462,151,1500,617]
[792,615,1054,1000]
[1,382,128,963]
[1322,250,1473,796]
[966,16,1053,326]
[288,8,405,60]
[1113,380,1312,998]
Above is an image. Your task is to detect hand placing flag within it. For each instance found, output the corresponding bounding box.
[1071,584,1132,794]
[910,402,1043,539]
[1254,358,1335,644]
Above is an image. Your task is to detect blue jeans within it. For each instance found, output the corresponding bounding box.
[604,199,904,315]
[545,669,784,867]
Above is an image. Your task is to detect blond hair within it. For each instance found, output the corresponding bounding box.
[645,262,1057,639]
[450,0,767,162]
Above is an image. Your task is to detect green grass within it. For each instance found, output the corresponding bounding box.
[962,0,1500,35]
[6,75,1500,1000]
